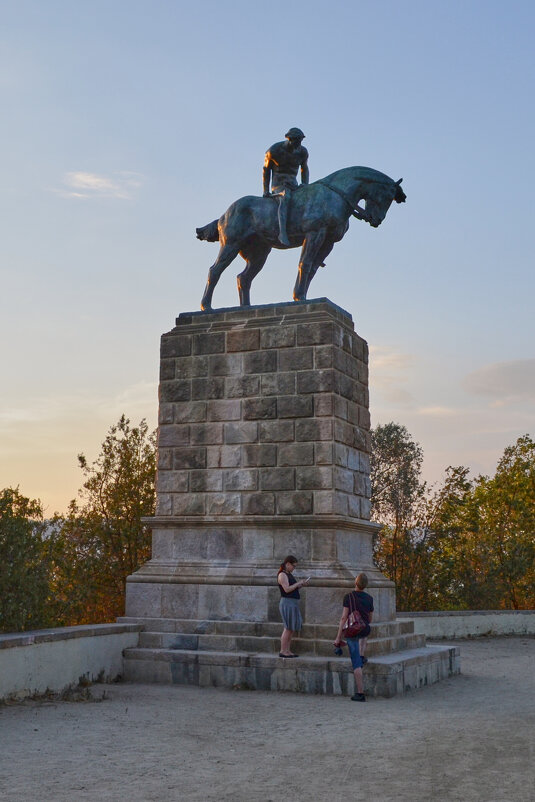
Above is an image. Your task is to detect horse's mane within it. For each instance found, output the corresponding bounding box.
[315,166,394,186]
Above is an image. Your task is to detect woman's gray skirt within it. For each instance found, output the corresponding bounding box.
[279,597,303,631]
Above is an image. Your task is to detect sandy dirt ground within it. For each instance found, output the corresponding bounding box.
[1,637,534,802]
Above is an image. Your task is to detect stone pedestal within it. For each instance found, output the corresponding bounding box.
[125,298,396,624]
[122,298,459,696]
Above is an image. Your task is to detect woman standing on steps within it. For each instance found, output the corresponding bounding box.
[277,556,309,658]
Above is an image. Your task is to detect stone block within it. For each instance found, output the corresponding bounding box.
[242,492,275,515]
[156,470,189,493]
[259,420,294,442]
[161,334,192,358]
[359,406,371,429]
[226,328,260,352]
[190,470,223,492]
[242,528,274,559]
[158,448,172,470]
[347,448,361,470]
[175,401,207,423]
[158,425,190,447]
[297,370,336,394]
[315,443,334,464]
[244,350,277,374]
[207,399,241,421]
[242,444,278,467]
[125,582,162,618]
[313,491,334,514]
[155,494,172,515]
[314,345,334,369]
[161,584,199,619]
[314,394,334,416]
[353,472,367,496]
[158,403,174,424]
[261,373,296,396]
[361,498,371,519]
[224,469,258,491]
[173,447,206,470]
[160,359,175,381]
[334,395,348,420]
[224,421,258,443]
[296,466,333,490]
[279,347,313,371]
[226,375,261,397]
[276,491,313,515]
[206,493,241,515]
[172,493,206,515]
[190,423,224,445]
[160,380,191,403]
[208,353,242,376]
[260,467,295,490]
[334,466,354,493]
[334,443,349,466]
[243,398,277,420]
[295,419,333,441]
[206,445,241,468]
[348,495,361,518]
[296,321,333,346]
[260,326,296,349]
[278,395,313,418]
[175,355,209,379]
[191,377,225,400]
[193,332,225,355]
[278,443,314,466]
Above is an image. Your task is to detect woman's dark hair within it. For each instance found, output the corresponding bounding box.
[278,555,298,574]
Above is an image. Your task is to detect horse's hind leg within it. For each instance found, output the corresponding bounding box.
[200,243,240,311]
[237,243,271,307]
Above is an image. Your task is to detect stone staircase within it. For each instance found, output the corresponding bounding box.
[119,616,459,697]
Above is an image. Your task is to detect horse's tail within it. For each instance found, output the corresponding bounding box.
[196,219,219,242]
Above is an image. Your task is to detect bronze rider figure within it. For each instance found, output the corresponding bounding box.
[263,127,309,246]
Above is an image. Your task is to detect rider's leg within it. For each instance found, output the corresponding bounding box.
[293,229,326,301]
[200,243,240,311]
[237,244,271,306]
[277,190,291,246]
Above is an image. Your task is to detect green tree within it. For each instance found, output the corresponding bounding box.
[55,416,156,624]
[0,488,51,632]
[371,422,428,607]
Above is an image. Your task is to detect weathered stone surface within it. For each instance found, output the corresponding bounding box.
[123,300,431,698]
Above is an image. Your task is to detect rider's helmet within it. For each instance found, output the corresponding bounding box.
[285,127,305,141]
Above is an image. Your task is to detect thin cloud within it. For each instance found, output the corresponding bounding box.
[57,170,143,200]
[418,405,457,417]
[463,359,535,404]
[369,345,416,406]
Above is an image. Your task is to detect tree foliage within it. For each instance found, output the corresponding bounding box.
[53,415,157,624]
[0,488,51,632]
[371,424,535,611]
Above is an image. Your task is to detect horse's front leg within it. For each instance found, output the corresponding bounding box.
[303,238,335,295]
[293,229,326,301]
[200,243,240,311]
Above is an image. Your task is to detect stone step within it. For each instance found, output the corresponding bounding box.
[117,616,414,640]
[137,630,426,657]
[123,644,460,698]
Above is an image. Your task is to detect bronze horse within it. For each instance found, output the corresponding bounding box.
[196,166,406,311]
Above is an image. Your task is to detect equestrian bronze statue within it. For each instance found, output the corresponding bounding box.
[197,161,406,311]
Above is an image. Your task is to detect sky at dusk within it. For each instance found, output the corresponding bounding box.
[1,0,534,514]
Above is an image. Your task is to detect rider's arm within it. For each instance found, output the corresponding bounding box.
[300,148,309,185]
[263,151,273,196]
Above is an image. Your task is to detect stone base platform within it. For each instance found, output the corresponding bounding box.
[120,617,460,697]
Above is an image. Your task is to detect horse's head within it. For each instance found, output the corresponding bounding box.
[363,178,405,228]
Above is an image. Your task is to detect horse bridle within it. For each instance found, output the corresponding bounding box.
[319,180,368,220]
